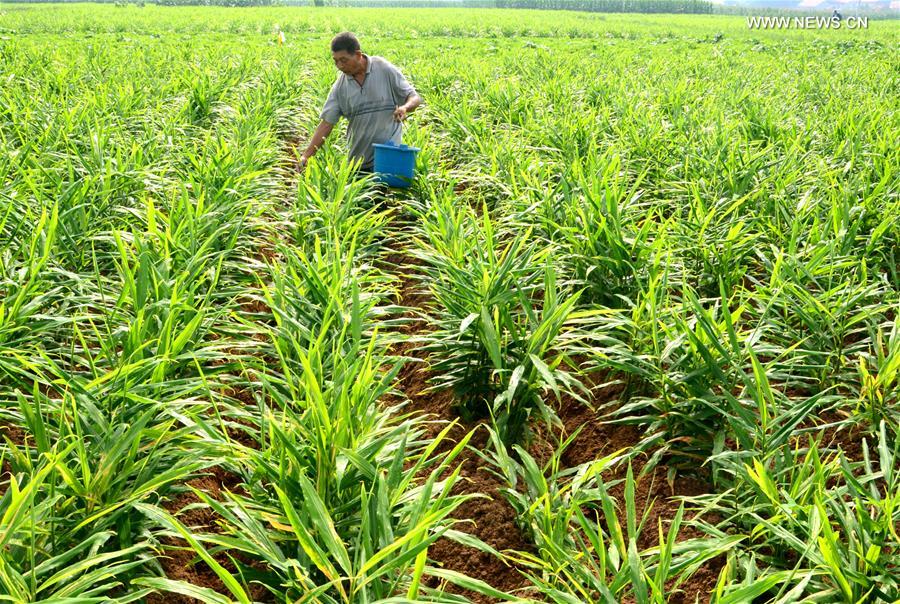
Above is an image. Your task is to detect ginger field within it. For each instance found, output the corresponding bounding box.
[0,4,898,603]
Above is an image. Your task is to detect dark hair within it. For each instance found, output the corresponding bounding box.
[331,32,360,55]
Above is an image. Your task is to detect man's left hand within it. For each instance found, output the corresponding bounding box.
[393,105,408,122]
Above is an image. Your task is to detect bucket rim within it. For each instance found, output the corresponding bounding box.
[373,142,420,152]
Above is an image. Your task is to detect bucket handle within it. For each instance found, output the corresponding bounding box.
[388,120,401,143]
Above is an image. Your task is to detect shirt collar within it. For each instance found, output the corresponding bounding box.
[341,54,371,84]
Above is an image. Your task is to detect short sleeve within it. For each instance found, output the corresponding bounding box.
[320,80,343,124]
[387,62,417,104]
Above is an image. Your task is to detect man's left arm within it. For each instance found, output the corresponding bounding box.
[393,92,422,122]
[389,64,422,122]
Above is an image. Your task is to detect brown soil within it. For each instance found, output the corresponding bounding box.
[384,240,722,603]
[535,393,722,603]
[795,409,868,462]
[280,136,306,174]
[163,467,246,529]
[237,295,272,316]
[667,559,725,604]
[145,542,226,604]
[224,417,263,451]
[146,538,271,604]
[145,135,297,603]
[0,421,26,447]
[383,248,539,602]
[148,467,273,603]
[0,422,27,489]
[252,243,280,264]
[423,425,542,601]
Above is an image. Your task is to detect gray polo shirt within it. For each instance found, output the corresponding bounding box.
[320,54,417,171]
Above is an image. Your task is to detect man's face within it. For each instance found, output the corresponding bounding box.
[332,50,362,75]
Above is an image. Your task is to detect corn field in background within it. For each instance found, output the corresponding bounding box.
[0,5,898,603]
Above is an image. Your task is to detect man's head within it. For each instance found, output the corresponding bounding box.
[331,32,365,76]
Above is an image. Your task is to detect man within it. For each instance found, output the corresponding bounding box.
[298,32,422,174]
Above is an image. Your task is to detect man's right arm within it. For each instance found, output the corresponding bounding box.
[300,82,342,170]
[300,120,336,168]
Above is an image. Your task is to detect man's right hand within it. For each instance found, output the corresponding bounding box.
[299,120,335,173]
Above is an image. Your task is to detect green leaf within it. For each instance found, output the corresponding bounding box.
[134,577,232,604]
[136,504,251,604]
[459,312,479,334]
[480,306,503,369]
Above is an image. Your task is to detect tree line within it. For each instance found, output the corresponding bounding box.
[6,0,713,11]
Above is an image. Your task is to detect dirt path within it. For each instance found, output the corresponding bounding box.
[379,204,722,603]
[379,241,539,603]
[147,134,297,604]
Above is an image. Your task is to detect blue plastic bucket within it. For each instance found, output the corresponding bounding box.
[373,140,420,188]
